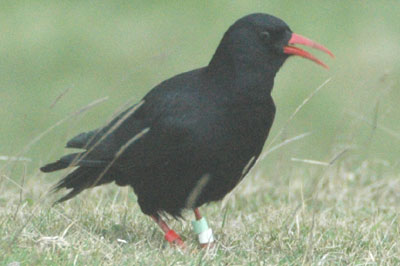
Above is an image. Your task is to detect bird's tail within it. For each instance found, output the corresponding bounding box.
[51,166,115,204]
[41,153,114,204]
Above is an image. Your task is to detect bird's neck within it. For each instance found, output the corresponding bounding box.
[207,48,280,96]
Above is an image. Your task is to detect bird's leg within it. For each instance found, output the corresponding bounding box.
[192,208,214,248]
[194,208,202,220]
[151,215,185,248]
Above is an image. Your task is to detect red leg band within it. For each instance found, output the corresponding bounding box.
[164,229,181,243]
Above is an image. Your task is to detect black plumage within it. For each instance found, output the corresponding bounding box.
[41,13,332,245]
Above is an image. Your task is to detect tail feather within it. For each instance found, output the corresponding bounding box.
[52,166,115,204]
[54,187,84,204]
[40,160,70,173]
[41,153,82,172]
[41,153,107,173]
[53,167,91,191]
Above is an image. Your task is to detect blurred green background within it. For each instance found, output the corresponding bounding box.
[1,1,399,180]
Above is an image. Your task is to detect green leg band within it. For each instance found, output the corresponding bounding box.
[191,217,209,234]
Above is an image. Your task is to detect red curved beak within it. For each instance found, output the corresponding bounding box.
[283,33,334,69]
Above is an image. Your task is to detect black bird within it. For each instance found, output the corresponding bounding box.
[41,13,333,247]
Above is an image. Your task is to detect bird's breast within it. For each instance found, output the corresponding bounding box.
[187,96,275,158]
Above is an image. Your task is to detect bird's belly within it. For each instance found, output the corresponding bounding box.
[187,128,269,204]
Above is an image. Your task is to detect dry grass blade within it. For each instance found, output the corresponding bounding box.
[65,100,145,170]
[259,132,311,160]
[50,86,72,109]
[348,111,400,140]
[90,127,150,188]
[291,158,330,166]
[87,100,145,153]
[186,174,211,209]
[0,97,109,173]
[263,78,331,152]
[0,156,32,162]
[0,174,25,191]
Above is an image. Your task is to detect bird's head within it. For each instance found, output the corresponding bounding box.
[209,13,334,75]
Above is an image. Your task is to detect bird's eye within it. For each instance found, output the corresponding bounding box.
[260,31,271,42]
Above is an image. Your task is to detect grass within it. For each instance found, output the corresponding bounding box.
[1,154,400,265]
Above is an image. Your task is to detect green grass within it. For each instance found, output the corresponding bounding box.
[1,1,400,265]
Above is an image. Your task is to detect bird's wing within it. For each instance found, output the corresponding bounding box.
[63,69,207,167]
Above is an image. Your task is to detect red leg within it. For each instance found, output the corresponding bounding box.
[151,215,185,248]
[194,208,202,220]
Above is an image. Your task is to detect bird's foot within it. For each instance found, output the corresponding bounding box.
[164,229,185,248]
[173,238,185,248]
[151,215,185,249]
